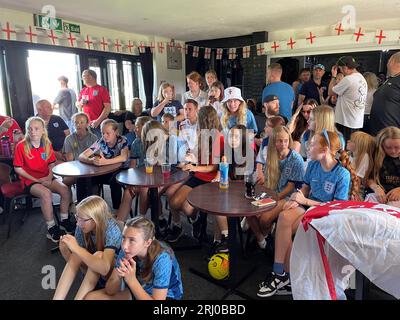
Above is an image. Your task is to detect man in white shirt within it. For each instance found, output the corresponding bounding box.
[328,56,368,142]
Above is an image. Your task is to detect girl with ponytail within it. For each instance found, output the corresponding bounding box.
[86,216,183,300]
[256,130,355,298]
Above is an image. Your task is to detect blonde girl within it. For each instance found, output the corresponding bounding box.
[366,126,400,207]
[248,126,304,250]
[85,216,183,300]
[13,117,73,242]
[257,130,358,298]
[346,131,375,199]
[221,86,258,132]
[207,80,225,118]
[53,196,123,300]
[79,119,129,209]
[151,82,184,122]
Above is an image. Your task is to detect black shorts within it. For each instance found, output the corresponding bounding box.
[183,175,209,189]
[24,177,56,194]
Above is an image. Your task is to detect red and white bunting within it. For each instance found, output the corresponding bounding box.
[176,42,182,52]
[25,25,38,43]
[256,43,265,56]
[228,48,236,60]
[100,37,109,51]
[204,47,211,59]
[375,29,386,45]
[47,29,59,45]
[271,41,280,53]
[1,22,17,41]
[192,46,199,57]
[66,32,77,47]
[84,34,93,49]
[138,41,146,53]
[216,48,223,60]
[126,40,135,54]
[335,22,345,36]
[114,39,122,52]
[306,31,316,45]
[168,41,175,50]
[242,46,250,58]
[149,42,155,53]
[353,27,365,42]
[287,37,296,50]
[158,41,165,54]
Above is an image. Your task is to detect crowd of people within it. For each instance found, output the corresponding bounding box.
[1,52,399,300]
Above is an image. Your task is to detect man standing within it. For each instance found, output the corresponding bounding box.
[369,52,400,136]
[298,64,328,105]
[53,76,77,131]
[76,69,111,138]
[262,63,295,121]
[329,56,368,141]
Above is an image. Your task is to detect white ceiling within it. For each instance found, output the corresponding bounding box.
[1,0,399,41]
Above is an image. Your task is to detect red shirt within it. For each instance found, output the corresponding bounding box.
[13,141,56,187]
[195,134,224,182]
[79,85,111,122]
[0,115,22,143]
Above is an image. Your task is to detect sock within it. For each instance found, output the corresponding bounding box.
[46,220,56,229]
[273,263,285,275]
[221,230,228,238]
[213,239,221,244]
[258,239,267,249]
[60,213,69,221]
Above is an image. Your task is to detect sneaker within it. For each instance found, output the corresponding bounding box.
[276,283,292,296]
[165,225,183,243]
[215,235,229,253]
[257,271,290,298]
[190,215,202,240]
[47,225,66,243]
[240,217,249,232]
[59,217,76,234]
[159,218,169,233]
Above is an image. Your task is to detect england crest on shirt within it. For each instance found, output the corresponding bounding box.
[324,181,335,194]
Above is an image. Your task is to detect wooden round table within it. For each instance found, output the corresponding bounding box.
[187,181,278,300]
[116,166,189,237]
[52,160,122,178]
[52,160,122,202]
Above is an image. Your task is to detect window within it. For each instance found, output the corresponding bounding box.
[107,59,119,111]
[88,58,102,85]
[122,61,134,110]
[136,62,146,108]
[27,49,80,115]
[0,50,7,115]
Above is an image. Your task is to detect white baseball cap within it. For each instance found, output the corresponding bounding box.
[222,87,244,103]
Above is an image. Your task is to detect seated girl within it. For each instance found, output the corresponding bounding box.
[62,112,98,201]
[53,195,123,300]
[366,126,400,207]
[220,87,258,132]
[166,106,223,243]
[13,117,73,242]
[346,131,375,200]
[248,126,304,250]
[85,216,183,300]
[256,130,357,298]
[114,116,152,221]
[79,119,129,210]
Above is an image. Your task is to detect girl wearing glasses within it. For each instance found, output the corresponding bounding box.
[256,130,358,298]
[53,196,123,300]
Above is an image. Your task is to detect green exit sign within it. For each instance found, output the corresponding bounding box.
[34,14,63,31]
[63,22,80,34]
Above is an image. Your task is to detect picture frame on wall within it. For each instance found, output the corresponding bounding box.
[167,46,182,70]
